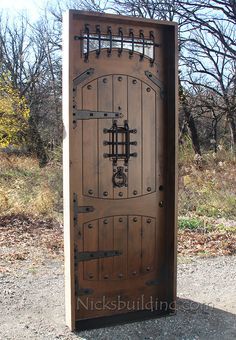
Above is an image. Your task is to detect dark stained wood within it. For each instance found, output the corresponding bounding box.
[127,77,142,198]
[142,85,156,195]
[98,75,113,199]
[113,216,128,280]
[83,220,99,281]
[82,80,98,197]
[63,10,178,330]
[127,216,142,277]
[99,217,114,280]
[141,217,156,274]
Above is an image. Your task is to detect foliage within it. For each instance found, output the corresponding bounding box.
[0,76,29,148]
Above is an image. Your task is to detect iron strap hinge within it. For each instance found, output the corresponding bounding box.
[73,193,95,224]
[146,279,160,286]
[145,71,166,99]
[75,249,122,263]
[75,276,93,296]
[73,68,94,87]
[74,110,122,120]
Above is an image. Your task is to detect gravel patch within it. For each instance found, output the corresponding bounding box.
[0,256,235,339]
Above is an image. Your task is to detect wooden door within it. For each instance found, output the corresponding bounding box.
[63,10,178,330]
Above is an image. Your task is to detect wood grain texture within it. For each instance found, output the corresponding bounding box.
[63,10,178,329]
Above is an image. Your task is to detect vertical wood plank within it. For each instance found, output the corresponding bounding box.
[141,217,156,273]
[113,216,128,280]
[82,80,98,197]
[127,216,142,277]
[83,220,99,280]
[98,75,114,199]
[99,217,114,280]
[113,75,128,199]
[142,84,156,194]
[127,77,142,198]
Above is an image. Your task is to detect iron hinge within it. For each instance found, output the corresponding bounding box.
[146,279,160,286]
[75,249,122,263]
[75,276,93,296]
[145,71,165,99]
[73,110,122,120]
[73,193,95,224]
[73,68,94,87]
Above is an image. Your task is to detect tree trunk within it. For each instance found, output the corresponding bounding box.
[227,113,236,153]
[183,103,202,156]
[28,116,48,167]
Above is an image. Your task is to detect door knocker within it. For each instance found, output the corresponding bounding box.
[112,167,127,188]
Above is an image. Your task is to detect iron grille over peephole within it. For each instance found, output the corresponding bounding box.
[103,120,137,165]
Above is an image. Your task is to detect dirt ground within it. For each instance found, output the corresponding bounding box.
[0,215,235,339]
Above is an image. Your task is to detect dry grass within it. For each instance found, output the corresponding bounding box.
[178,140,236,220]
[0,144,235,226]
[0,153,62,220]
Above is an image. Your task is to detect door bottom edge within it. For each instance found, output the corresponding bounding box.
[74,308,176,331]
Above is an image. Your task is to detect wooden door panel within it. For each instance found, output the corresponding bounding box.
[141,217,156,274]
[98,76,114,199]
[63,11,177,329]
[113,75,128,199]
[113,216,128,280]
[127,215,142,278]
[99,216,114,280]
[83,220,99,281]
[82,80,98,197]
[127,78,142,198]
[142,85,156,194]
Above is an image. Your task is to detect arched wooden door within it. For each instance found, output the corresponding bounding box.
[63,10,178,330]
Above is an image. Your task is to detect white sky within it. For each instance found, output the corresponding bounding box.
[0,0,49,20]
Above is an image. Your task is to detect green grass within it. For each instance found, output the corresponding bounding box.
[178,217,204,230]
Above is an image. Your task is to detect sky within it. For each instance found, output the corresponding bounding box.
[0,0,49,21]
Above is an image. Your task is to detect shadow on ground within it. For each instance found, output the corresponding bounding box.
[76,298,236,339]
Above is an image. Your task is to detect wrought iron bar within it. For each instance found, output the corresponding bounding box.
[124,120,130,164]
[118,27,123,56]
[107,26,112,56]
[150,31,155,65]
[139,30,145,61]
[96,25,101,57]
[84,24,90,61]
[129,29,134,58]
